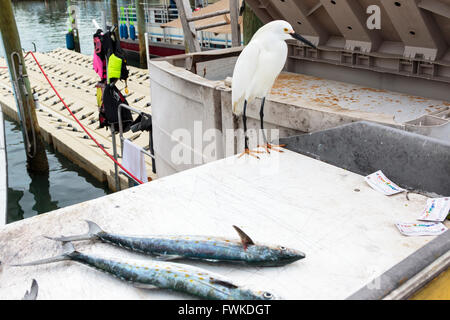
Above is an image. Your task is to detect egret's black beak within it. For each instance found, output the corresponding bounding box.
[290,32,316,49]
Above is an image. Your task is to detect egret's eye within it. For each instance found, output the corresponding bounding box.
[263,292,273,299]
[279,246,287,251]
[283,28,289,33]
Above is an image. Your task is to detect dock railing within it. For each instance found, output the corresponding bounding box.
[111,103,155,191]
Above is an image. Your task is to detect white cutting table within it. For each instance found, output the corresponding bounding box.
[0,149,446,299]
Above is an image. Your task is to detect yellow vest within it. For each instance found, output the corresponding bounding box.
[108,54,122,82]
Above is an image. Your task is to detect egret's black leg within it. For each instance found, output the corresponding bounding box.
[243,99,249,150]
[257,97,285,153]
[239,100,261,159]
[259,97,268,145]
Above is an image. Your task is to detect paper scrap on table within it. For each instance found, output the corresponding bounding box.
[395,222,448,237]
[364,170,405,195]
[418,197,450,222]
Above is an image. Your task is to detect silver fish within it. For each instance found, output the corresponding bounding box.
[12,242,278,300]
[46,221,305,266]
[22,279,39,300]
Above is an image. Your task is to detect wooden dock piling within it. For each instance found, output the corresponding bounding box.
[111,0,119,28]
[136,0,147,69]
[0,0,49,173]
[68,2,81,53]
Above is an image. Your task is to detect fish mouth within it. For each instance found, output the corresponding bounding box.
[286,252,306,263]
[254,252,306,267]
[289,32,316,49]
[296,252,306,260]
[279,250,306,264]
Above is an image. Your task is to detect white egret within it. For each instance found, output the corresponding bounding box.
[231,20,316,158]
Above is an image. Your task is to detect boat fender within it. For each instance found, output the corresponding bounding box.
[129,24,136,41]
[66,32,75,50]
[122,23,128,40]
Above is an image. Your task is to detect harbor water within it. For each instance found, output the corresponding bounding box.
[10,0,107,55]
[4,115,110,223]
[2,0,115,223]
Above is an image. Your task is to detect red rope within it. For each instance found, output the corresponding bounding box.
[24,51,144,185]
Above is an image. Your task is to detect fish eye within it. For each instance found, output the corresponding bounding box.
[279,246,287,251]
[263,292,273,299]
[283,28,289,33]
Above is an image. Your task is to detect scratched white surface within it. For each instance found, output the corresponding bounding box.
[269,73,450,123]
[0,150,445,300]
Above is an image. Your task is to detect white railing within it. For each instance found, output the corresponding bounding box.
[118,1,238,49]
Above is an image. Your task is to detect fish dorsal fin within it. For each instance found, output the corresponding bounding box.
[232,225,254,250]
[209,278,239,289]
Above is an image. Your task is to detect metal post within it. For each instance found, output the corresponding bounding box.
[110,124,121,191]
[174,0,201,53]
[0,0,49,173]
[136,0,148,69]
[149,125,156,174]
[144,32,151,64]
[101,9,107,31]
[117,103,155,181]
[242,0,263,45]
[229,0,241,47]
[111,0,119,28]
[68,2,81,53]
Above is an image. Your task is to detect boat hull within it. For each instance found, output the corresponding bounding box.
[120,39,185,59]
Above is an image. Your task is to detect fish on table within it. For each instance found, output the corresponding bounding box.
[12,242,278,300]
[45,220,305,267]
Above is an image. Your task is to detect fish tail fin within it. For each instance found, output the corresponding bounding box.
[85,220,103,236]
[22,279,39,300]
[11,242,76,267]
[44,220,103,242]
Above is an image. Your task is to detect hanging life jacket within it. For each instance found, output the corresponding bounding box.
[107,53,129,83]
[99,29,129,83]
[96,82,108,128]
[93,27,130,130]
[92,28,129,83]
[101,82,133,132]
[93,29,107,82]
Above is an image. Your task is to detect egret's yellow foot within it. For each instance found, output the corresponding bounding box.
[238,148,262,159]
[258,143,286,153]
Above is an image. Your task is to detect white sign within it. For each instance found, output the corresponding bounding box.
[364,170,405,195]
[395,222,448,237]
[418,197,450,222]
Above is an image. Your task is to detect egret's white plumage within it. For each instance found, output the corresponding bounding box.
[232,20,294,116]
[231,20,315,156]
